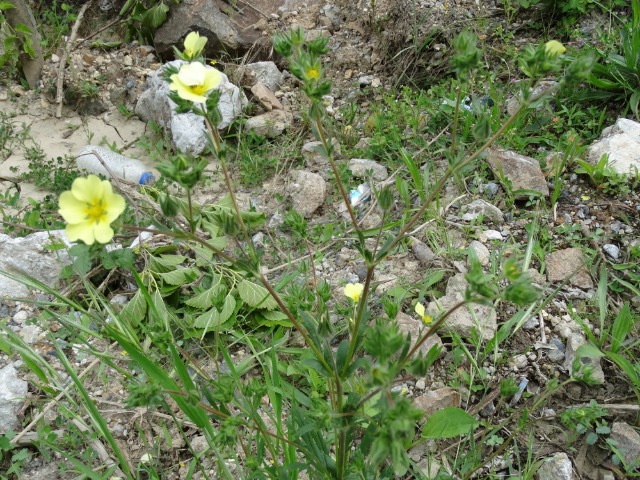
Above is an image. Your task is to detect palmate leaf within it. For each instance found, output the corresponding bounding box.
[193,295,236,330]
[238,279,278,310]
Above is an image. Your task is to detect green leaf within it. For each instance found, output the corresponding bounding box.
[257,310,292,327]
[14,23,32,35]
[157,267,198,286]
[143,2,169,29]
[185,278,225,309]
[238,279,278,310]
[610,303,632,354]
[149,254,187,273]
[193,295,236,330]
[119,290,147,326]
[0,2,16,10]
[422,407,479,439]
[100,248,135,269]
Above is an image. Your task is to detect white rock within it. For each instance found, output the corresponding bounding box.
[135,60,243,154]
[587,118,640,176]
[0,364,28,433]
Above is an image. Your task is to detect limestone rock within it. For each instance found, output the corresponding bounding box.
[289,170,326,217]
[537,452,573,480]
[563,333,605,385]
[348,158,389,181]
[251,82,283,111]
[153,0,271,59]
[610,422,640,469]
[410,237,438,266]
[414,387,461,424]
[486,148,549,197]
[427,273,497,340]
[301,138,341,168]
[245,110,293,139]
[242,62,284,91]
[546,248,593,289]
[460,199,504,224]
[467,240,490,267]
[587,118,640,176]
[135,60,243,154]
[0,364,28,433]
[395,312,444,357]
[0,231,72,299]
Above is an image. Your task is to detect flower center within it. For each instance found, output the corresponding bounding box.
[85,201,107,223]
[189,83,207,96]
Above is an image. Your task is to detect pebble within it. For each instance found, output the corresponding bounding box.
[484,182,499,197]
[416,378,426,390]
[509,354,528,369]
[602,244,619,260]
[12,310,29,324]
[482,229,503,241]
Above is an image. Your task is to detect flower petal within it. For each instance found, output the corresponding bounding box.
[58,191,88,224]
[66,221,96,245]
[178,62,206,86]
[415,302,425,318]
[93,221,115,244]
[71,175,103,203]
[202,68,222,91]
[100,182,126,223]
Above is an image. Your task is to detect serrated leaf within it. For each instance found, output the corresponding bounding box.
[422,407,479,439]
[143,3,169,29]
[185,280,226,309]
[193,295,236,330]
[120,290,147,326]
[149,254,187,273]
[157,267,198,286]
[238,279,278,310]
[257,310,292,328]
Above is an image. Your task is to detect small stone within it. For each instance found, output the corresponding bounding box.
[0,365,28,433]
[415,379,426,390]
[537,452,573,480]
[468,240,490,266]
[18,324,43,344]
[602,244,620,260]
[245,110,293,138]
[12,310,29,324]
[414,387,461,424]
[547,338,566,363]
[460,199,504,224]
[487,147,549,197]
[395,312,444,358]
[250,82,283,111]
[348,158,388,181]
[563,333,605,384]
[610,422,640,469]
[411,237,438,265]
[508,354,528,370]
[523,316,539,330]
[480,229,503,241]
[123,55,133,66]
[289,170,326,218]
[484,182,499,197]
[546,248,594,289]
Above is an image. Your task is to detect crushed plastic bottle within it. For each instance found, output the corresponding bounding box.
[76,145,155,185]
[349,183,371,209]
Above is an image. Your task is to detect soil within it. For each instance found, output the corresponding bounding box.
[0,1,639,479]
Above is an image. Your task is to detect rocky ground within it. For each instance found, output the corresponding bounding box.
[1,0,640,479]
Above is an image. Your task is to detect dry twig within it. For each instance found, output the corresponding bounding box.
[55,1,92,118]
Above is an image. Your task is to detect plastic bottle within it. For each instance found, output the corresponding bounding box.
[76,146,155,185]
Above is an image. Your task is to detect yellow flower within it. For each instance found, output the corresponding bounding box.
[169,62,222,103]
[415,302,432,325]
[344,283,364,302]
[304,63,321,81]
[545,40,566,57]
[183,31,207,59]
[58,175,126,245]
